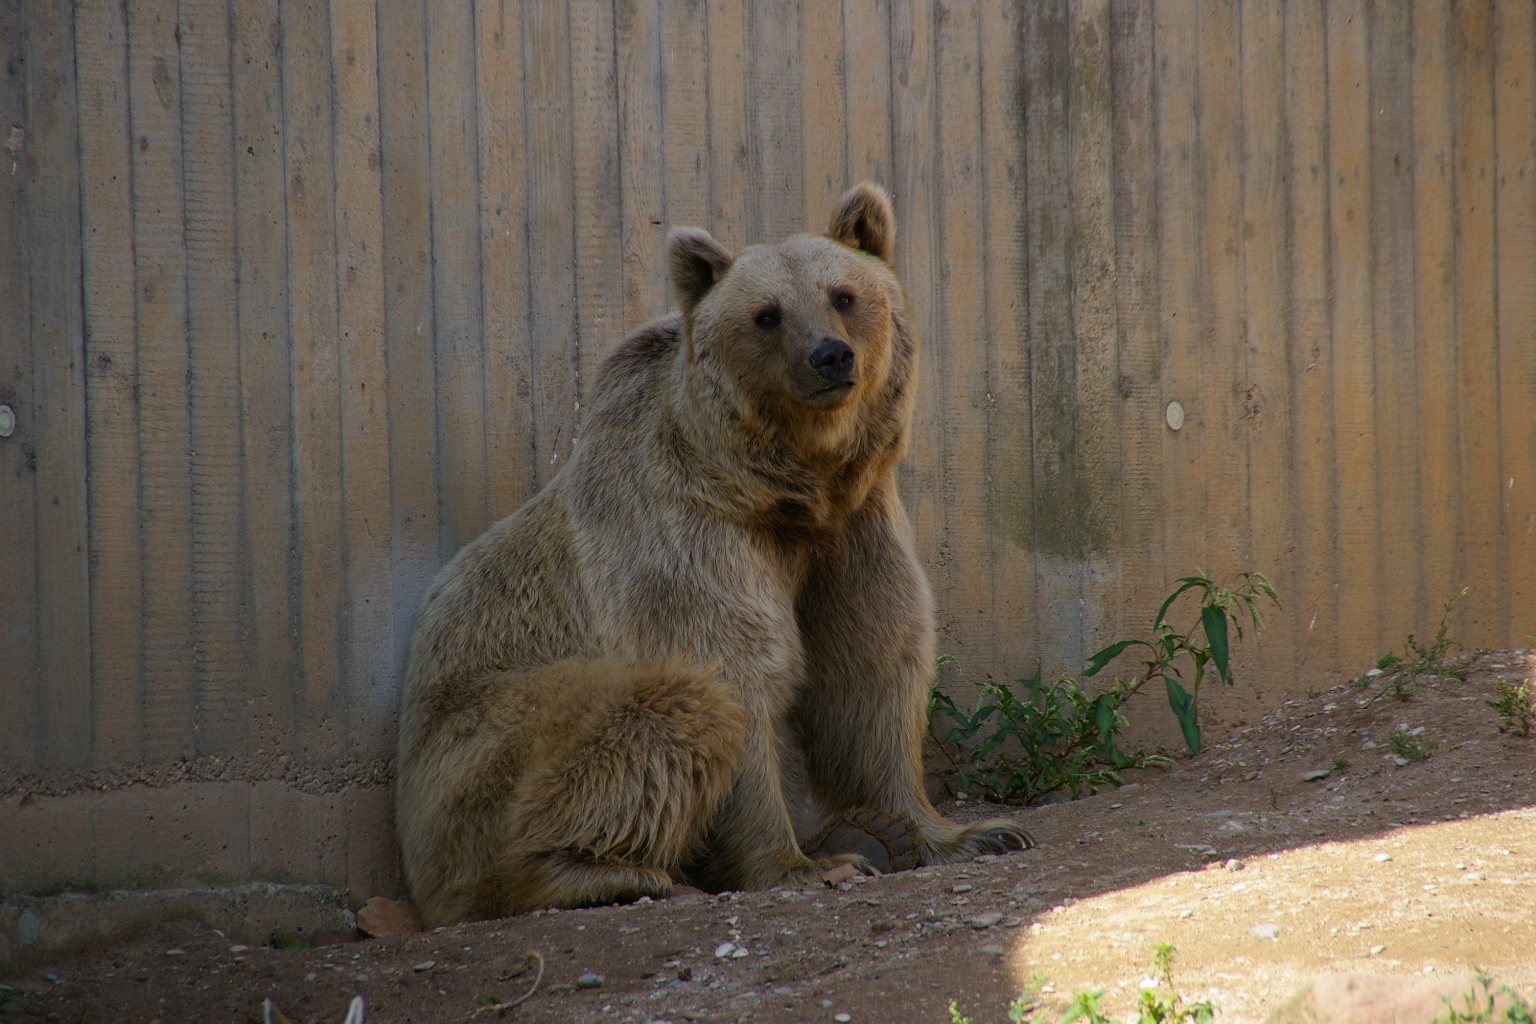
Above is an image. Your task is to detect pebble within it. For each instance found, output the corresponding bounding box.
[732,946,750,959]
[228,944,249,954]
[165,949,185,957]
[1393,757,1411,766]
[413,960,436,972]
[577,972,604,989]
[1248,923,1280,940]
[1301,769,1331,782]
[1225,859,1245,872]
[1178,910,1193,919]
[967,912,1004,929]
[979,944,1006,957]
[1374,853,1393,862]
[1462,871,1486,881]
[1370,945,1386,956]
[951,883,974,894]
[835,1014,852,1023]
[714,941,736,958]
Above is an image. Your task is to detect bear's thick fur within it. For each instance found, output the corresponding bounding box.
[396,184,1032,926]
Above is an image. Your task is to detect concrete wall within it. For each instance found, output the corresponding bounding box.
[2,0,1534,899]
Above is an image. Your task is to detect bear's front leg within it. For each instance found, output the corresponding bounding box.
[794,487,1035,865]
[687,707,873,891]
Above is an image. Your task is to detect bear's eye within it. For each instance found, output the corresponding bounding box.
[754,308,781,330]
[832,290,855,311]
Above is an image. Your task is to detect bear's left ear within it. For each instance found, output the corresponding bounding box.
[668,228,735,313]
[826,182,896,263]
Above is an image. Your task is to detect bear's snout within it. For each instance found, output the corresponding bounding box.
[808,339,856,385]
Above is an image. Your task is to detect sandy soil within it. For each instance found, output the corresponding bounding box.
[3,650,1533,1024]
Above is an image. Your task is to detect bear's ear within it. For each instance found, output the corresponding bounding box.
[826,182,896,263]
[668,228,734,312]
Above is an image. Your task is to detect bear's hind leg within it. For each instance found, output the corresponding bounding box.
[484,658,747,915]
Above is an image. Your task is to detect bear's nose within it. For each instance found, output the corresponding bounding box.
[808,339,855,382]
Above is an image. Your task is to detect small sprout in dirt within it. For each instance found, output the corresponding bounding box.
[1388,728,1437,763]
[1331,756,1349,771]
[1007,974,1051,1023]
[1268,789,1279,809]
[1487,678,1534,738]
[1352,675,1373,690]
[1373,589,1471,703]
[948,1001,974,1024]
[1305,686,1322,700]
[268,930,314,949]
[1432,968,1536,1024]
[473,992,503,1007]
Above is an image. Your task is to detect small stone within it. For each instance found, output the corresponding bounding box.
[165,949,186,956]
[731,946,750,959]
[1366,668,1383,677]
[714,941,736,958]
[978,943,1006,957]
[834,1014,852,1023]
[1462,871,1486,881]
[1226,859,1245,871]
[1301,769,1331,782]
[1178,910,1193,919]
[821,862,860,886]
[1370,945,1386,955]
[951,883,974,894]
[577,972,604,988]
[1394,757,1411,766]
[413,960,436,972]
[967,912,1004,929]
[773,986,794,996]
[1248,923,1280,940]
[229,944,249,954]
[1373,853,1393,862]
[873,939,888,948]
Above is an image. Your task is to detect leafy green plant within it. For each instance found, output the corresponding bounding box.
[1387,727,1437,763]
[1081,571,1278,755]
[928,572,1277,804]
[1331,755,1349,771]
[929,666,1149,803]
[1433,969,1535,1024]
[1487,678,1534,738]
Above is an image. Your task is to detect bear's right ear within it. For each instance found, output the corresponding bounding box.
[668,228,734,312]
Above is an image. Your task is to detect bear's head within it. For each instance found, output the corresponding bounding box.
[667,184,913,459]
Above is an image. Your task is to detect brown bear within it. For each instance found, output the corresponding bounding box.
[395,183,1033,927]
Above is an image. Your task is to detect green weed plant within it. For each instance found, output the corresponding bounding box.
[929,572,1278,804]
[1487,678,1534,738]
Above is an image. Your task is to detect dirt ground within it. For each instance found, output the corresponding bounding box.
[3,650,1533,1024]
